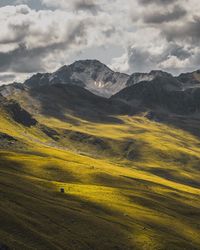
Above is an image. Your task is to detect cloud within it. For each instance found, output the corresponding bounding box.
[42,0,101,14]
[110,42,195,75]
[162,16,200,43]
[125,0,200,74]
[0,73,16,84]
[0,5,91,73]
[112,46,164,73]
[74,0,101,14]
[138,0,178,5]
[143,5,186,24]
[0,71,31,85]
[0,3,122,75]
[0,0,200,81]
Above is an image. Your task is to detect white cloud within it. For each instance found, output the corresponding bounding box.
[0,0,200,84]
[159,56,189,70]
[110,52,130,73]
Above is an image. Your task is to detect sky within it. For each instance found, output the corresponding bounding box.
[0,0,200,84]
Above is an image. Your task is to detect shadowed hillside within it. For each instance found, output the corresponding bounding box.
[0,61,200,250]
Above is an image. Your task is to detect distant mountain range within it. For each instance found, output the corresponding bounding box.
[1,59,200,120]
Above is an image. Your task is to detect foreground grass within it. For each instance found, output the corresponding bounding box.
[0,110,200,249]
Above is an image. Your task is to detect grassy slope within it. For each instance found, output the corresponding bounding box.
[0,107,200,250]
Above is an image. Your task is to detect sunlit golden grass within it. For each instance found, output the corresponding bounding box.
[0,109,200,249]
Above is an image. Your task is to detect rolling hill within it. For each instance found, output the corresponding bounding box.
[0,60,200,250]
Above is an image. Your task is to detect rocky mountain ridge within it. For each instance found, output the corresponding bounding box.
[23,60,129,98]
[0,60,200,118]
[1,60,200,98]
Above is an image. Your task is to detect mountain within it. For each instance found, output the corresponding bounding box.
[1,60,200,118]
[112,73,200,115]
[23,64,178,98]
[1,82,132,125]
[24,60,129,98]
[1,59,200,121]
[0,82,25,98]
[126,70,174,87]
[112,75,183,110]
[176,69,200,89]
[20,83,132,122]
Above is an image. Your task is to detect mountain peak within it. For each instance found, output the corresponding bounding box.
[56,60,108,73]
[72,59,105,66]
[126,69,174,87]
[177,69,200,89]
[68,59,112,75]
[149,70,173,77]
[24,60,129,98]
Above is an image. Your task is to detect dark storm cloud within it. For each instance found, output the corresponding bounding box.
[163,16,200,43]
[143,5,186,23]
[138,0,177,5]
